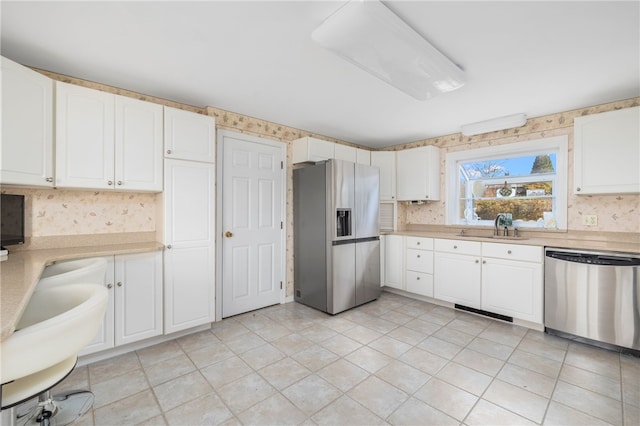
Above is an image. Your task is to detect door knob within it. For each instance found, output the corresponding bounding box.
[225,231,233,238]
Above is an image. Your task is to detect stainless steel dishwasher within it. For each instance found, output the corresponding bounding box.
[545,247,640,352]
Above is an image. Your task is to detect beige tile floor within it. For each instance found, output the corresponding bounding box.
[52,292,639,425]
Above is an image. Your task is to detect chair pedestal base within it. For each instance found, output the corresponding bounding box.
[14,390,94,426]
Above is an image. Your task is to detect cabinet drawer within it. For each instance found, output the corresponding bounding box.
[406,271,433,297]
[406,248,433,273]
[434,239,481,256]
[406,236,433,250]
[482,242,543,263]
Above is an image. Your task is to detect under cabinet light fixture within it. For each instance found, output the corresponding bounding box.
[461,113,528,136]
[311,0,465,101]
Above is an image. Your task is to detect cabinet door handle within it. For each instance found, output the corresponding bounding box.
[108,180,113,186]
[453,245,458,249]
[417,254,421,258]
[482,260,486,264]
[117,181,123,186]
[507,250,512,254]
[475,259,479,263]
[167,149,172,155]
[576,187,581,192]
[166,244,172,249]
[107,283,113,289]
[416,276,420,280]
[45,177,54,183]
[117,282,123,287]
[416,242,420,245]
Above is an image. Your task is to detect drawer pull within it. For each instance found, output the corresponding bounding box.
[417,241,421,245]
[483,260,486,264]
[508,250,512,254]
[475,259,479,263]
[417,254,421,258]
[453,245,458,249]
[416,276,420,280]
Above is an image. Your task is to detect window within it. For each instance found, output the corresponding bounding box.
[446,136,568,229]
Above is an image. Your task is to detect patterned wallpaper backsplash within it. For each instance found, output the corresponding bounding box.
[0,188,157,237]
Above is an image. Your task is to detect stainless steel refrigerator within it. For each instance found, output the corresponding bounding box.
[294,159,380,314]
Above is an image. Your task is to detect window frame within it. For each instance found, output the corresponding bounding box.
[445,135,568,230]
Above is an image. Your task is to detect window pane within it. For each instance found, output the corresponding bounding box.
[459,153,557,226]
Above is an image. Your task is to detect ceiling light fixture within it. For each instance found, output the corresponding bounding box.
[461,113,528,136]
[311,0,465,101]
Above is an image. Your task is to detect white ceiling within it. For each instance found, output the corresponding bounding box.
[2,1,638,149]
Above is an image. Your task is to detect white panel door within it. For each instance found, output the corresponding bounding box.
[115,95,163,191]
[164,159,215,333]
[114,252,163,346]
[1,56,54,186]
[221,132,284,317]
[56,81,114,189]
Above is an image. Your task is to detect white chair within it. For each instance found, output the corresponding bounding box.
[37,257,108,289]
[1,284,108,425]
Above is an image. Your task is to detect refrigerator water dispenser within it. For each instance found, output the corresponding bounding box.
[336,209,352,237]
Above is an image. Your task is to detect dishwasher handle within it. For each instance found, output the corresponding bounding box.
[546,250,640,266]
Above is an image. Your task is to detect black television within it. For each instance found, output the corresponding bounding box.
[1,194,25,248]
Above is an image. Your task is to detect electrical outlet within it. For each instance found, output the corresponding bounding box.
[582,214,598,226]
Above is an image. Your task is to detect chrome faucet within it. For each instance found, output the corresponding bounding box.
[494,213,506,236]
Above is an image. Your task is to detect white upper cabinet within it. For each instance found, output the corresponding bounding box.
[56,82,163,191]
[115,96,163,191]
[371,151,396,201]
[292,137,334,164]
[1,56,54,187]
[574,106,640,194]
[56,82,114,189]
[334,144,357,162]
[164,106,216,163]
[356,148,371,165]
[396,145,440,201]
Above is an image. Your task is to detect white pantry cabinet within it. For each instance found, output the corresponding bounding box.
[163,159,215,334]
[371,151,396,201]
[396,146,440,201]
[164,107,216,163]
[79,252,163,356]
[56,82,163,191]
[405,237,434,297]
[292,137,334,164]
[334,144,357,162]
[1,56,54,187]
[383,234,404,290]
[574,106,640,194]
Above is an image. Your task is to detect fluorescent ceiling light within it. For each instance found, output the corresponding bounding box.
[312,0,465,101]
[461,113,528,136]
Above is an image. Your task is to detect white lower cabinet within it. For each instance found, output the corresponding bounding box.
[383,235,404,290]
[405,237,434,297]
[434,251,481,308]
[481,243,543,323]
[79,252,163,356]
[433,238,543,323]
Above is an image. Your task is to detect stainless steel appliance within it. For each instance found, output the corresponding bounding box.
[294,159,380,314]
[545,247,640,352]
